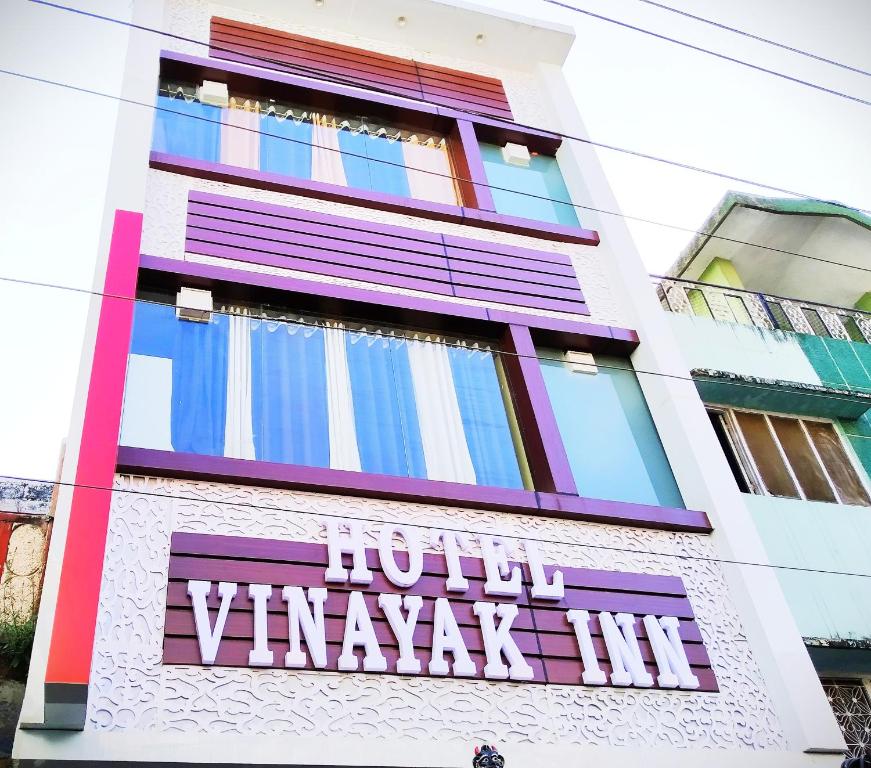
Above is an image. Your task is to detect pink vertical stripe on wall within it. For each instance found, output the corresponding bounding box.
[311,116,348,186]
[45,210,142,686]
[402,141,458,206]
[220,107,260,169]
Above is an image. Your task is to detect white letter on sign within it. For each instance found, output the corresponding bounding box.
[187,580,237,665]
[338,591,387,672]
[324,519,373,585]
[599,612,654,687]
[430,530,470,592]
[473,602,534,681]
[566,609,606,685]
[248,583,274,667]
[429,597,476,677]
[524,539,564,600]
[643,615,700,690]
[478,535,522,597]
[283,586,328,669]
[379,524,424,588]
[378,594,422,674]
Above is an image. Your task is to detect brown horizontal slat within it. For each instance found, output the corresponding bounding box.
[209,16,513,120]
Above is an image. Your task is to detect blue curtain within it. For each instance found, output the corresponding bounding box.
[251,320,329,467]
[448,347,523,488]
[129,301,176,358]
[152,95,221,162]
[346,332,426,478]
[170,313,229,456]
[260,115,313,179]
[366,135,410,198]
[337,129,371,190]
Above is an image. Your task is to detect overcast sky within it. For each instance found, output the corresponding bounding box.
[1,0,870,481]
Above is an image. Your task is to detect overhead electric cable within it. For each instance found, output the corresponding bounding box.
[541,0,871,108]
[630,0,871,78]
[3,66,871,274]
[26,0,871,216]
[5,272,871,398]
[3,472,871,580]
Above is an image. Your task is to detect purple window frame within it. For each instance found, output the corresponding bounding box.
[153,50,600,247]
[120,254,712,533]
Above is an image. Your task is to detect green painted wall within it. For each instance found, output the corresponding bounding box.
[698,257,744,289]
[796,334,871,476]
[748,495,871,641]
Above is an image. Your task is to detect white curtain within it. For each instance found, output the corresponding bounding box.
[324,323,361,471]
[120,354,174,451]
[220,105,260,169]
[311,115,348,186]
[224,308,256,460]
[402,139,458,206]
[407,338,476,484]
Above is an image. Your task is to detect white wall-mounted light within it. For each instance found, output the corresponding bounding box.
[475,33,485,45]
[176,287,213,323]
[565,350,597,374]
[396,15,407,28]
[501,142,531,167]
[197,80,229,108]
[314,0,324,6]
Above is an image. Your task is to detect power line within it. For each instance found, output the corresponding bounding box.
[4,66,871,280]
[6,271,871,400]
[26,0,871,218]
[541,0,871,108]
[4,472,871,580]
[630,0,871,78]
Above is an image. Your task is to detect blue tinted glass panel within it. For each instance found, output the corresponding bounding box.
[480,143,579,227]
[365,135,411,198]
[260,115,313,179]
[541,354,683,507]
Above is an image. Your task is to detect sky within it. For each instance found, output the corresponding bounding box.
[0,0,870,481]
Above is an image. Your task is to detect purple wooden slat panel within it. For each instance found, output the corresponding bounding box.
[529,563,686,597]
[164,582,537,630]
[185,239,445,296]
[543,656,718,692]
[186,228,451,283]
[453,286,585,314]
[164,636,549,683]
[168,556,529,605]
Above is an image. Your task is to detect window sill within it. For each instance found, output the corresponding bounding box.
[116,446,712,533]
[149,152,601,247]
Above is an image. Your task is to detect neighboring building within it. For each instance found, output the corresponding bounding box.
[658,191,871,760]
[13,3,847,766]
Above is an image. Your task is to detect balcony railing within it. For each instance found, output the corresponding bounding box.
[653,275,871,344]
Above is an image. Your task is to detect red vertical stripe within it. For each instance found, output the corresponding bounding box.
[45,210,142,685]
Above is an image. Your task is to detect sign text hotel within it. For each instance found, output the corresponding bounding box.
[164,520,716,691]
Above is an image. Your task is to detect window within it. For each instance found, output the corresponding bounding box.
[479,142,579,227]
[540,352,684,508]
[821,678,871,759]
[709,408,871,506]
[153,87,459,207]
[121,299,527,490]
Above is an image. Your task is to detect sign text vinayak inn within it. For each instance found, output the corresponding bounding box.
[163,520,717,691]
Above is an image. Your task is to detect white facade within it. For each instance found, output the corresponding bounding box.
[14,1,846,765]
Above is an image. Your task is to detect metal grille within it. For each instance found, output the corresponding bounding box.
[822,678,871,759]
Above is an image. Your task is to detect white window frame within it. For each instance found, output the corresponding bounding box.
[710,406,871,506]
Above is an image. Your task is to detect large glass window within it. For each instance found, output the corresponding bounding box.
[153,87,459,206]
[479,142,579,227]
[121,300,526,489]
[709,408,871,506]
[540,352,684,507]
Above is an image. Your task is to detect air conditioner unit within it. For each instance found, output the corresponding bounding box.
[176,287,213,322]
[501,142,531,167]
[197,80,229,108]
[565,350,597,374]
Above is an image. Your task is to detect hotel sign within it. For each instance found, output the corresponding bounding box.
[163,520,716,691]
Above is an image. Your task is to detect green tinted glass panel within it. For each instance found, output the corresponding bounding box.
[803,308,831,337]
[726,294,754,325]
[479,143,579,227]
[766,301,793,331]
[686,289,712,318]
[840,315,867,343]
[540,353,684,507]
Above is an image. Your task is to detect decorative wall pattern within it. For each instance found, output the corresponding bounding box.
[87,474,787,750]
